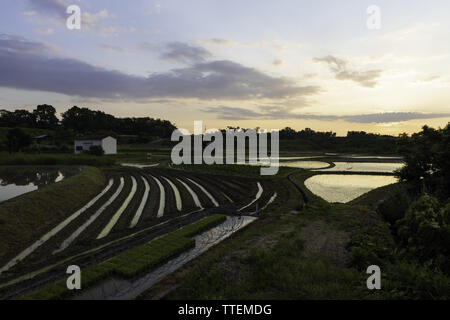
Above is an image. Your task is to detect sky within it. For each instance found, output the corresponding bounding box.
[0,0,449,135]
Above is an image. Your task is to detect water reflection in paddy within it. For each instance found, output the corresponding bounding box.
[317,162,404,173]
[0,166,81,203]
[246,160,330,169]
[304,174,398,203]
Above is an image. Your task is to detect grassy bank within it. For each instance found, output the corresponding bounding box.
[0,152,116,166]
[142,171,449,300]
[23,214,227,300]
[0,166,106,268]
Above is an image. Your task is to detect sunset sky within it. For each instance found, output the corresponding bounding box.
[0,0,449,135]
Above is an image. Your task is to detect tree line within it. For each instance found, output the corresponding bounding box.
[0,105,177,153]
[0,105,177,137]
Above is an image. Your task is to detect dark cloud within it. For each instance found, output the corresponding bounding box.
[160,42,212,63]
[313,55,382,88]
[342,112,450,123]
[202,105,337,121]
[204,105,450,123]
[0,34,51,54]
[0,34,320,101]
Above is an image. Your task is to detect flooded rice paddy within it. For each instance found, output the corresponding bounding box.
[0,166,81,203]
[304,174,398,203]
[317,162,404,173]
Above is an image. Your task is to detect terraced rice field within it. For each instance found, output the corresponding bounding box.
[0,167,276,293]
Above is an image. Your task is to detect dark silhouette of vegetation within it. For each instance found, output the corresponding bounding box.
[278,127,398,153]
[61,106,176,138]
[396,194,450,274]
[6,128,32,153]
[0,105,177,152]
[85,145,105,156]
[396,123,450,198]
[0,105,177,139]
[33,105,59,129]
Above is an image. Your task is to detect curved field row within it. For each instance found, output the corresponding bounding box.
[149,175,165,218]
[97,176,137,239]
[238,182,264,212]
[53,177,125,254]
[129,176,150,228]
[0,168,277,286]
[0,179,115,276]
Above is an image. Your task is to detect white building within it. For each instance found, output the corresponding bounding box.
[74,136,117,155]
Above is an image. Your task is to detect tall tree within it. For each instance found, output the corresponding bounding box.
[33,104,59,129]
[396,123,450,198]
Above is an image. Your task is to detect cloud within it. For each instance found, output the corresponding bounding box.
[100,44,128,53]
[203,105,450,123]
[36,28,55,35]
[0,34,320,101]
[342,112,450,123]
[24,0,117,36]
[203,106,262,120]
[26,0,67,18]
[142,42,213,64]
[313,55,382,88]
[160,42,212,63]
[273,59,283,66]
[206,38,238,46]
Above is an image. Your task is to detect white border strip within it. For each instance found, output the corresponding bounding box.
[0,179,114,275]
[150,175,165,218]
[97,176,137,239]
[53,177,125,253]
[162,177,182,211]
[177,178,203,209]
[185,178,219,207]
[129,176,150,228]
[238,182,263,212]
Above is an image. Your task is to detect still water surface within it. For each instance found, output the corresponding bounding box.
[0,166,81,203]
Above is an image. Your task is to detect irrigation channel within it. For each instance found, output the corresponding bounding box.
[0,167,277,299]
[73,216,256,300]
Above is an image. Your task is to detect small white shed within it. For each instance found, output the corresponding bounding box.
[74,135,117,155]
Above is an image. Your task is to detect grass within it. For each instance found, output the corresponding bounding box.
[0,166,106,268]
[22,214,227,300]
[145,170,450,300]
[0,152,116,166]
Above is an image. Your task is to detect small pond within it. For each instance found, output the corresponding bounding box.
[0,166,82,203]
[304,174,398,203]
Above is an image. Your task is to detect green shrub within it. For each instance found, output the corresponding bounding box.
[396,194,450,272]
[85,145,104,156]
[381,261,450,299]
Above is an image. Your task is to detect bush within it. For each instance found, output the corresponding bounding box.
[396,194,450,272]
[381,261,450,299]
[85,145,104,156]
